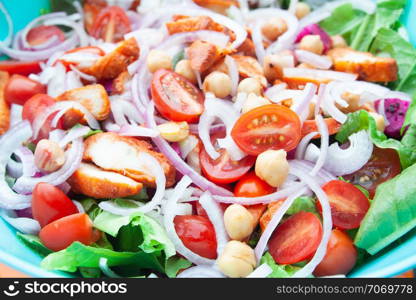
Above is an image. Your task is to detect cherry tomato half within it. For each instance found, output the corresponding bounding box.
[32,183,79,228]
[26,25,65,46]
[320,180,370,230]
[302,118,341,139]
[174,215,217,259]
[344,148,401,198]
[90,6,131,43]
[39,213,100,252]
[199,131,255,184]
[0,61,42,76]
[151,69,205,123]
[231,104,302,155]
[313,229,357,277]
[268,211,323,265]
[4,74,46,105]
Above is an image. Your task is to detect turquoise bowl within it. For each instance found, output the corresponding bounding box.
[0,0,415,277]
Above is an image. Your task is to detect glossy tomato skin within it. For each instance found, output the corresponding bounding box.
[39,213,99,252]
[26,25,65,46]
[320,180,370,230]
[32,183,79,228]
[231,104,302,155]
[268,211,323,265]
[302,118,341,139]
[174,215,217,259]
[313,229,357,277]
[344,148,401,198]
[151,69,205,123]
[5,75,46,105]
[91,6,131,43]
[0,61,42,76]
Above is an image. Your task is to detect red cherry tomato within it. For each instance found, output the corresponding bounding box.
[313,229,357,277]
[344,148,401,198]
[90,6,131,43]
[199,131,255,184]
[4,74,46,105]
[231,104,302,155]
[58,46,105,69]
[320,180,370,230]
[194,201,229,217]
[26,25,65,46]
[302,118,341,139]
[151,69,205,123]
[174,215,217,259]
[0,61,42,76]
[268,211,323,265]
[22,94,62,141]
[39,213,100,252]
[32,183,79,228]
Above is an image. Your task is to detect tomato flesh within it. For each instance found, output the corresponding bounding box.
[91,6,131,43]
[344,148,401,198]
[0,61,42,76]
[231,104,302,155]
[174,215,217,259]
[32,183,79,228]
[26,25,65,46]
[5,74,46,105]
[320,180,370,230]
[313,229,357,277]
[268,211,323,265]
[151,69,205,123]
[302,118,341,139]
[39,213,99,252]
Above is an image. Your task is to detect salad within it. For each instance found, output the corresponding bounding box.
[0,0,415,278]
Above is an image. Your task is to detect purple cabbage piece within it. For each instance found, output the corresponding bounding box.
[375,98,410,139]
[295,24,332,53]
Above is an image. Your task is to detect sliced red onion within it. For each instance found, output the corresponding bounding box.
[225,55,239,96]
[69,65,96,82]
[0,121,32,209]
[58,182,71,195]
[14,147,37,177]
[0,2,13,49]
[58,125,90,148]
[199,192,229,257]
[65,71,83,91]
[6,158,23,179]
[177,265,225,278]
[291,83,317,122]
[0,209,40,235]
[125,28,165,49]
[295,50,332,69]
[43,16,88,47]
[118,124,159,137]
[99,152,166,215]
[10,104,23,127]
[295,131,318,160]
[111,97,145,126]
[289,160,336,185]
[233,92,248,113]
[99,258,121,278]
[127,34,149,75]
[198,113,218,160]
[250,20,266,65]
[305,130,373,176]
[284,68,357,82]
[146,103,233,197]
[246,263,273,278]
[321,83,348,124]
[289,166,332,278]
[264,84,288,101]
[254,187,308,262]
[310,114,329,176]
[32,101,100,140]
[46,63,67,97]
[179,135,199,159]
[13,136,84,194]
[49,129,66,143]
[131,69,150,117]
[164,175,216,266]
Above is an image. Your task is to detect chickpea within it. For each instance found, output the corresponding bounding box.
[369,112,386,132]
[238,78,262,96]
[34,139,66,173]
[331,35,348,48]
[175,59,197,83]
[217,241,256,278]
[295,2,311,19]
[299,35,324,55]
[340,91,361,113]
[147,50,172,73]
[157,121,189,142]
[203,71,232,98]
[242,93,271,114]
[261,17,288,41]
[224,204,254,241]
[263,54,294,82]
[255,149,289,188]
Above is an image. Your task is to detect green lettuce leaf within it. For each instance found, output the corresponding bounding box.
[286,196,318,216]
[165,256,192,278]
[260,252,301,278]
[319,4,365,38]
[16,233,52,257]
[354,163,416,254]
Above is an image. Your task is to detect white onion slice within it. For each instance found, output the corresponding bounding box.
[295,131,319,160]
[295,50,332,70]
[225,55,239,96]
[291,83,317,122]
[49,129,66,143]
[99,258,121,278]
[199,192,229,257]
[311,114,329,176]
[289,160,336,186]
[0,121,32,209]
[43,17,88,47]
[10,104,23,127]
[6,158,22,179]
[250,20,266,65]
[118,124,159,137]
[179,135,199,159]
[0,209,40,235]
[246,263,273,278]
[322,84,348,124]
[14,147,37,177]
[177,265,225,278]
[58,125,90,148]
[305,130,373,176]
[69,65,97,82]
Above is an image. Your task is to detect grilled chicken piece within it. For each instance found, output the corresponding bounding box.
[187,40,223,73]
[0,71,10,135]
[57,84,111,121]
[327,48,398,82]
[193,0,239,15]
[112,71,131,95]
[82,38,139,80]
[166,15,234,38]
[83,132,176,187]
[68,163,143,199]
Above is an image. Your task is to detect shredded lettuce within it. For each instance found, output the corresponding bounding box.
[285,196,319,217]
[260,252,302,278]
